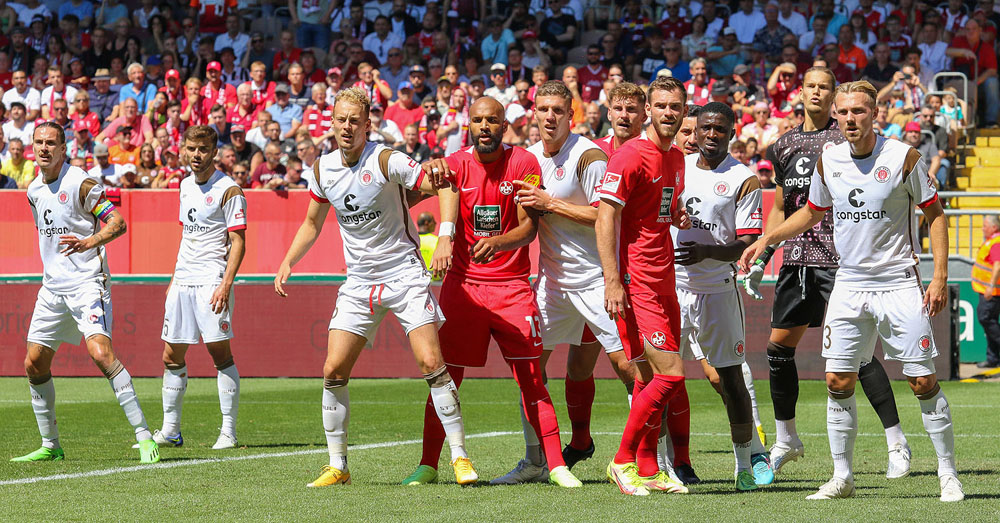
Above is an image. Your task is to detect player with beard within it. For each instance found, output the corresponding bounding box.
[595,82,647,156]
[747,67,910,478]
[673,105,701,156]
[598,77,693,496]
[406,96,583,488]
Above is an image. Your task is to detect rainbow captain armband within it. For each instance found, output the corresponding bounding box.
[91,200,116,222]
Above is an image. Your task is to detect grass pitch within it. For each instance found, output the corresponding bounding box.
[0,377,998,521]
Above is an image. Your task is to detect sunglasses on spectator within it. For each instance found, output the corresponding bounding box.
[665,47,681,52]
[388,52,402,57]
[517,88,529,93]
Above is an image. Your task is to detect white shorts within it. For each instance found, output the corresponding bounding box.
[822,283,938,377]
[27,283,112,350]
[678,286,746,369]
[534,280,623,354]
[162,283,235,345]
[330,273,444,345]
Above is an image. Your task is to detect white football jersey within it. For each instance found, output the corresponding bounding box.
[173,171,248,285]
[308,141,426,281]
[27,164,109,294]
[674,154,763,293]
[527,133,608,290]
[808,135,938,290]
[88,163,128,186]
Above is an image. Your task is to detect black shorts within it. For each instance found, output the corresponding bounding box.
[771,265,837,329]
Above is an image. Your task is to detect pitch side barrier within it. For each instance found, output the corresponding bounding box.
[0,275,958,381]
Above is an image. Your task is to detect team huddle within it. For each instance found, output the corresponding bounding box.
[14,66,963,501]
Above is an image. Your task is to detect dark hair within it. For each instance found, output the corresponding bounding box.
[648,76,687,104]
[184,125,219,146]
[700,101,736,128]
[686,104,702,119]
[34,121,66,144]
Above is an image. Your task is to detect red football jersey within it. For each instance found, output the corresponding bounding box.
[445,145,542,284]
[201,82,237,112]
[595,135,617,156]
[598,136,685,295]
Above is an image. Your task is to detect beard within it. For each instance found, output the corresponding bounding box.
[474,129,502,154]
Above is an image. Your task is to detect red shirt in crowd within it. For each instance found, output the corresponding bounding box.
[244,80,276,106]
[72,111,101,137]
[578,64,608,103]
[190,0,236,34]
[385,103,425,130]
[226,103,262,129]
[251,162,286,188]
[201,81,237,112]
[302,103,333,138]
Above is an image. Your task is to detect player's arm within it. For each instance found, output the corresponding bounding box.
[512,178,597,225]
[470,201,538,263]
[274,198,330,297]
[431,183,458,277]
[213,186,248,313]
[596,199,626,319]
[59,180,126,255]
[988,260,1000,300]
[765,184,785,233]
[906,148,949,316]
[679,176,762,265]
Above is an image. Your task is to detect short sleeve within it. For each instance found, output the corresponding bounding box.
[307,159,328,202]
[904,151,938,208]
[598,150,635,207]
[806,157,833,211]
[386,150,423,189]
[735,178,763,235]
[516,150,542,188]
[81,179,105,212]
[578,149,607,206]
[222,188,247,231]
[444,154,462,185]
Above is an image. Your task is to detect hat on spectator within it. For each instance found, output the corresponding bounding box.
[327,67,342,77]
[469,75,485,85]
[93,68,111,80]
[166,69,180,81]
[10,26,26,36]
[904,121,922,132]
[523,30,538,40]
[491,63,507,73]
[656,68,673,79]
[421,94,437,105]
[31,14,45,25]
[164,145,179,156]
[645,26,662,37]
[231,124,246,134]
[757,160,773,171]
[431,146,445,158]
[427,109,441,120]
[428,57,443,68]
[207,61,222,72]
[251,32,264,42]
[117,125,134,135]
[723,27,737,37]
[219,47,235,56]
[438,76,451,85]
[733,64,750,75]
[794,103,805,113]
[274,83,290,94]
[94,143,109,156]
[73,120,89,133]
[122,163,137,174]
[9,101,25,111]
[410,65,426,75]
[505,103,526,125]
[711,81,730,96]
[398,81,414,91]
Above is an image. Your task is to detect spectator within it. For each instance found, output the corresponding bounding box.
[105,125,139,166]
[99,97,153,147]
[408,64,432,102]
[59,0,95,28]
[353,62,392,108]
[245,32,275,74]
[801,15,837,56]
[4,27,38,73]
[755,159,775,189]
[2,102,34,144]
[942,0,970,37]
[229,160,251,189]
[740,102,780,152]
[40,66,78,120]
[115,63,157,114]
[485,63,518,107]
[659,0,692,41]
[440,87,469,155]
[151,146,184,188]
[230,124,264,175]
[504,46,529,86]
[215,13,250,60]
[435,78,452,115]
[295,138,319,174]
[514,79,533,116]
[282,159,308,189]
[244,62,276,109]
[160,69,183,102]
[87,143,121,184]
[202,61,238,112]
[520,31,551,72]
[655,39,690,82]
[706,27,743,78]
[386,81,424,130]
[730,139,749,165]
[0,125,9,162]
[883,15,912,64]
[2,70,41,120]
[246,111,273,150]
[877,66,926,112]
[117,162,142,189]
[777,0,808,34]
[917,23,949,85]
[180,78,207,127]
[861,42,899,90]
[730,0,767,45]
[583,102,608,137]
[302,83,335,148]
[216,144,237,176]
[947,18,1000,127]
[755,3,793,63]
[324,68,344,106]
[287,63,312,109]
[395,123,431,163]
[65,118,94,163]
[135,143,159,187]
[381,48,408,97]
[919,104,953,187]
[88,69,117,122]
[47,98,73,133]
[290,0,331,51]
[368,104,403,146]
[273,30,302,80]
[539,0,577,63]
[227,83,262,129]
[902,120,946,187]
[561,66,586,127]
[267,83,303,141]
[363,15,404,65]
[837,25,868,74]
[1,138,34,188]
[578,45,608,103]
[219,47,249,87]
[685,58,715,106]
[299,50,326,87]
[875,103,903,139]
[251,141,287,190]
[480,15,515,66]
[822,43,855,82]
[635,28,667,83]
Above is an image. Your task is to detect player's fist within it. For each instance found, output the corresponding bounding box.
[738,237,769,273]
[210,282,231,314]
[470,237,498,264]
[512,179,550,211]
[675,240,711,266]
[274,263,292,297]
[604,278,628,320]
[430,236,453,278]
[673,205,691,230]
[421,159,452,189]
[923,277,948,317]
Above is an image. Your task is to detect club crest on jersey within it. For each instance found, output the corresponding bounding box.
[735,340,745,357]
[205,195,215,206]
[554,166,565,181]
[918,335,932,352]
[499,181,514,195]
[714,181,730,196]
[425,300,435,313]
[58,191,69,204]
[874,166,890,183]
[88,314,99,324]
[650,331,666,347]
[360,170,374,186]
[220,320,230,332]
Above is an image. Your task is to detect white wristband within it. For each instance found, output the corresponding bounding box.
[438,221,456,238]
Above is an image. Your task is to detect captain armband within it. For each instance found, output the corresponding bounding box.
[91,200,116,222]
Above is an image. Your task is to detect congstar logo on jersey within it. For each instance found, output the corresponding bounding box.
[184,208,211,233]
[473,205,501,236]
[784,176,811,189]
[836,188,887,222]
[39,224,72,237]
[340,194,382,225]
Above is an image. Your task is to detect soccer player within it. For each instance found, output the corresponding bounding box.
[405,96,583,488]
[595,82,646,156]
[740,81,963,502]
[750,67,910,477]
[672,102,771,490]
[155,125,247,450]
[490,81,636,484]
[597,76,692,496]
[273,87,475,488]
[13,122,159,464]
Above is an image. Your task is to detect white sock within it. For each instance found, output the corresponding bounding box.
[108,363,152,442]
[884,423,907,449]
[518,394,543,465]
[656,412,674,470]
[827,394,858,481]
[750,426,767,455]
[776,418,802,447]
[627,392,633,408]
[919,388,957,478]
[429,379,467,461]
[29,377,59,449]
[217,363,239,438]
[161,365,187,436]
[322,385,349,471]
[742,362,763,428]
[734,440,752,473]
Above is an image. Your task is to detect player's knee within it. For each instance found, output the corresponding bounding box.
[323,363,350,382]
[908,374,938,397]
[88,347,115,370]
[23,356,48,379]
[826,373,856,394]
[766,341,796,363]
[566,359,593,382]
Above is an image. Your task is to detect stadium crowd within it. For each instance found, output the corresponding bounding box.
[0,0,994,192]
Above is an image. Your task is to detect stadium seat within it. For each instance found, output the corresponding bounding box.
[565,46,589,68]
[580,30,605,48]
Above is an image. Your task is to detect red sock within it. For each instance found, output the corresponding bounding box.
[665,380,691,466]
[419,365,464,468]
[510,359,565,468]
[565,374,595,450]
[614,374,682,466]
[636,410,662,477]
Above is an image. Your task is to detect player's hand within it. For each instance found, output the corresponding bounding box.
[511,179,550,211]
[274,263,292,297]
[672,206,691,230]
[924,277,948,316]
[59,235,96,255]
[675,241,711,266]
[421,159,452,189]
[470,237,499,264]
[738,237,769,273]
[210,282,231,314]
[430,236,453,277]
[604,278,628,320]
[743,264,766,300]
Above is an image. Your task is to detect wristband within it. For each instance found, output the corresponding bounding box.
[438,221,456,238]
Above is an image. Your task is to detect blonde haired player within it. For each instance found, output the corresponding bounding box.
[740,81,963,502]
[274,87,475,487]
[12,122,159,464]
[154,125,247,450]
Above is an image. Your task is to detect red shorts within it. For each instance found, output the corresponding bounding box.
[438,278,543,367]
[615,289,681,361]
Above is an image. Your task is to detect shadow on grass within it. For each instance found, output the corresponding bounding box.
[909,468,995,477]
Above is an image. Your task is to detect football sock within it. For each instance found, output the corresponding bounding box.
[827,390,858,481]
[419,365,464,468]
[656,425,675,472]
[216,359,239,438]
[161,363,187,436]
[733,430,753,474]
[565,374,595,450]
[614,375,681,467]
[105,361,152,442]
[917,384,957,478]
[322,379,349,471]
[636,397,663,477]
[517,395,544,465]
[510,358,564,468]
[742,361,763,429]
[424,366,467,461]
[28,374,59,449]
[767,341,799,436]
[664,380,691,466]
[625,379,634,408]
[884,423,907,449]
[858,356,902,430]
